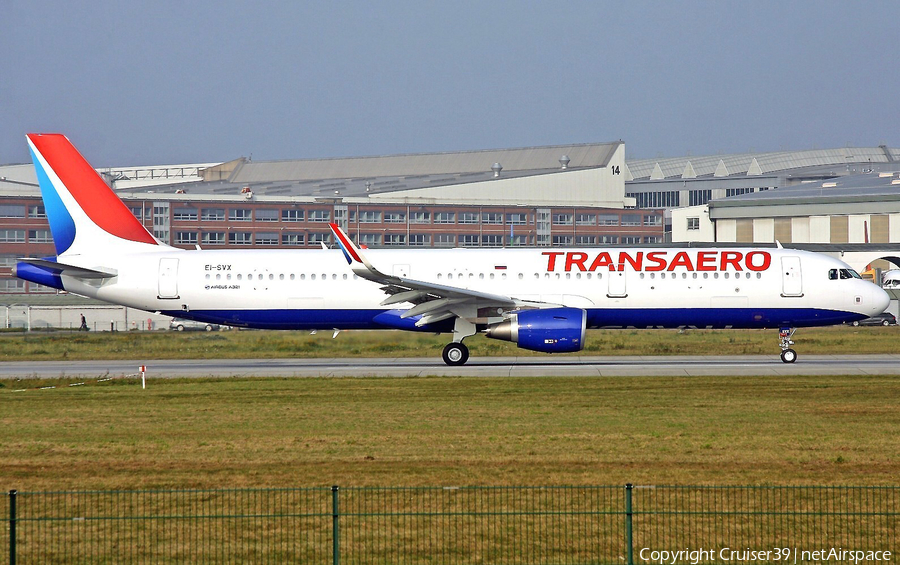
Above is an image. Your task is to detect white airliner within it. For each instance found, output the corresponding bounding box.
[14,134,890,365]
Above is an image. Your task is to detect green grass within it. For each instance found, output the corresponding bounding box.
[3,374,898,492]
[1,325,898,361]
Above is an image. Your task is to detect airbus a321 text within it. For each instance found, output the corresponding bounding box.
[14,134,890,365]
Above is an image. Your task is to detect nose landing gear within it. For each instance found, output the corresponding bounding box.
[779,327,797,363]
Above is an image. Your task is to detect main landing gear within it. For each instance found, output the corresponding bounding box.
[442,342,469,366]
[779,327,797,363]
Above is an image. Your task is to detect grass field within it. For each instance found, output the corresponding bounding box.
[3,374,898,492]
[1,325,899,360]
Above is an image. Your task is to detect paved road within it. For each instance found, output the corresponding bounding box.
[2,355,900,379]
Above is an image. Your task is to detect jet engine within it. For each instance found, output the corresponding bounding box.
[485,307,586,353]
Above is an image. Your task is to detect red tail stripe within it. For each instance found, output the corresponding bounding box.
[28,134,157,245]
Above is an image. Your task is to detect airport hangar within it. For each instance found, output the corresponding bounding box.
[2,140,900,301]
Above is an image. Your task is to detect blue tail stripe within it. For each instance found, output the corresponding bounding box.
[30,147,76,255]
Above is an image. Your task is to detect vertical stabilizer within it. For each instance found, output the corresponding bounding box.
[26,133,162,257]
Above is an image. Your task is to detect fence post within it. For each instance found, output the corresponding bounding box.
[9,490,16,565]
[331,485,339,565]
[625,484,634,565]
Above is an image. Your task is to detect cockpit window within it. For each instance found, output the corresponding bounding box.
[830,268,862,280]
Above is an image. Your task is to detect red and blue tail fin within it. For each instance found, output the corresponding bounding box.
[26,133,160,256]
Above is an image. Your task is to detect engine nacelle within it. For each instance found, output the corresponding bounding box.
[485,307,586,353]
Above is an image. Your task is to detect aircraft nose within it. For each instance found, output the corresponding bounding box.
[871,284,891,315]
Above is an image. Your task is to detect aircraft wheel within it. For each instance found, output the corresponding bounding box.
[442,342,469,366]
[851,320,860,327]
[780,349,797,364]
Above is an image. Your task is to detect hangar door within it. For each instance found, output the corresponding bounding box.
[781,256,803,297]
[158,258,179,299]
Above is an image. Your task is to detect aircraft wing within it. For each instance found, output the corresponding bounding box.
[330,224,534,326]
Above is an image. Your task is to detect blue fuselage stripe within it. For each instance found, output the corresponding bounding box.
[162,307,866,331]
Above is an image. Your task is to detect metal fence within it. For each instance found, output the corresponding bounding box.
[4,485,897,564]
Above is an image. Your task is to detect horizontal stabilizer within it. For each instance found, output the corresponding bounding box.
[15,258,117,280]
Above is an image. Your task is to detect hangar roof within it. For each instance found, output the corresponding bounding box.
[627,146,899,180]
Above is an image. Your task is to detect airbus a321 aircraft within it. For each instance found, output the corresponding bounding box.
[14,134,890,365]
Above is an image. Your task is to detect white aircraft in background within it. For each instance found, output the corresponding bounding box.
[14,134,890,365]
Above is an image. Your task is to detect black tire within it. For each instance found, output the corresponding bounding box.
[176,325,185,331]
[780,349,797,363]
[442,342,469,366]
[205,324,214,332]
[883,320,891,326]
[851,321,860,327]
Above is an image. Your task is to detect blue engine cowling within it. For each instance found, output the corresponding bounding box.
[485,307,586,353]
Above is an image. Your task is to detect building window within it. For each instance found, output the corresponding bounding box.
[410,212,430,224]
[281,233,305,246]
[434,212,456,224]
[201,232,225,245]
[0,204,26,218]
[358,211,382,223]
[506,213,527,225]
[599,236,618,244]
[229,232,252,245]
[128,206,144,220]
[576,214,596,226]
[622,236,641,245]
[384,234,406,246]
[256,232,279,245]
[256,209,279,222]
[481,235,504,247]
[434,234,455,247]
[598,214,619,226]
[409,234,430,246]
[28,205,47,219]
[687,217,700,230]
[173,207,197,221]
[482,213,504,225]
[459,234,479,247]
[621,214,641,226]
[552,235,573,246]
[175,231,198,245]
[28,229,53,243]
[458,212,479,225]
[644,236,662,244]
[552,213,573,226]
[229,208,252,221]
[644,215,662,226]
[509,235,530,246]
[0,230,26,243]
[384,211,406,224]
[689,190,712,206]
[0,279,26,292]
[308,233,331,245]
[201,208,225,221]
[726,188,755,197]
[308,210,331,223]
[630,191,679,208]
[282,209,305,222]
[359,234,381,247]
[575,235,596,245]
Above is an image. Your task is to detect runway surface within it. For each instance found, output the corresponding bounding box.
[2,355,900,379]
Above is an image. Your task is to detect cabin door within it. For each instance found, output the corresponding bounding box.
[158,258,179,299]
[781,256,803,297]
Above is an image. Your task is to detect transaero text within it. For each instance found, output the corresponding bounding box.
[543,250,772,273]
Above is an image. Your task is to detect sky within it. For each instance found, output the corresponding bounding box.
[3,1,900,167]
